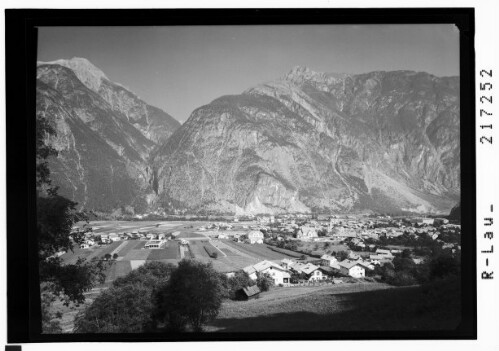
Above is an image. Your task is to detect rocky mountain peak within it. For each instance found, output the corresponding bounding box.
[38,57,109,93]
[284,65,350,88]
[285,65,317,81]
[153,67,460,215]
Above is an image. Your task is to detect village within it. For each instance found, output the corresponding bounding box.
[62,212,461,300]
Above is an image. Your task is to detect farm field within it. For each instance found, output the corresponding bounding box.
[147,241,180,260]
[207,283,461,332]
[187,240,213,260]
[222,240,297,260]
[116,240,145,257]
[63,220,329,284]
[103,261,132,284]
[211,256,260,272]
[177,232,207,239]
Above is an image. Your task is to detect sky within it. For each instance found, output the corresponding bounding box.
[38,25,459,123]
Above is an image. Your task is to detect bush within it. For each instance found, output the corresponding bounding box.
[390,271,417,286]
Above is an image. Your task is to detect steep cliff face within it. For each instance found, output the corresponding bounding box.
[153,66,460,214]
[40,58,180,144]
[36,61,179,212]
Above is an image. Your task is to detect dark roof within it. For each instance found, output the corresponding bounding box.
[242,285,261,297]
[319,266,335,273]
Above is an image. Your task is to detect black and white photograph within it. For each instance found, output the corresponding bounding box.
[4,6,481,346]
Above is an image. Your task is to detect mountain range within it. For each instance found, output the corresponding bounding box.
[37,58,460,215]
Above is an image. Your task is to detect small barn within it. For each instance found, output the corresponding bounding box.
[235,285,261,301]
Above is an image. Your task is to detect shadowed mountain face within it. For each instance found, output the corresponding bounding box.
[153,67,460,215]
[36,59,180,212]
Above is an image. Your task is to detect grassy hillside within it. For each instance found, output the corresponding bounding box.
[207,282,461,332]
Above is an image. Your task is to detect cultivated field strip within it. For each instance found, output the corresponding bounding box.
[110,241,128,256]
[222,240,292,260]
[115,240,142,257]
[187,240,213,260]
[123,249,151,260]
[147,243,179,260]
[211,240,255,259]
[208,240,228,257]
[104,261,132,283]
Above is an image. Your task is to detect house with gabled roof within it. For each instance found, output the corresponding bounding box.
[320,254,338,267]
[338,259,366,278]
[289,262,325,281]
[246,230,264,244]
[296,226,318,240]
[243,260,291,286]
[235,285,261,300]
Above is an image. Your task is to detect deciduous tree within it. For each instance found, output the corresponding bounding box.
[153,260,224,332]
[36,112,107,332]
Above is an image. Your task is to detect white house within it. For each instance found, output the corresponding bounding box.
[144,240,166,249]
[296,226,318,240]
[246,230,264,244]
[290,262,325,281]
[338,260,366,278]
[108,233,120,242]
[80,243,90,249]
[243,260,291,286]
[320,254,338,267]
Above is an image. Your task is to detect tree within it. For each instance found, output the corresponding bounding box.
[335,250,349,261]
[317,228,328,237]
[429,251,461,280]
[256,272,274,291]
[36,112,108,332]
[290,271,309,284]
[112,253,119,260]
[153,260,224,332]
[74,261,175,333]
[74,284,154,333]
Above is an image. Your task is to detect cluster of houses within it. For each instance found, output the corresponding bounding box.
[76,230,174,249]
[238,253,381,288]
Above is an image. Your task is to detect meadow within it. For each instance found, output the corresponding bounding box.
[207,282,461,332]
